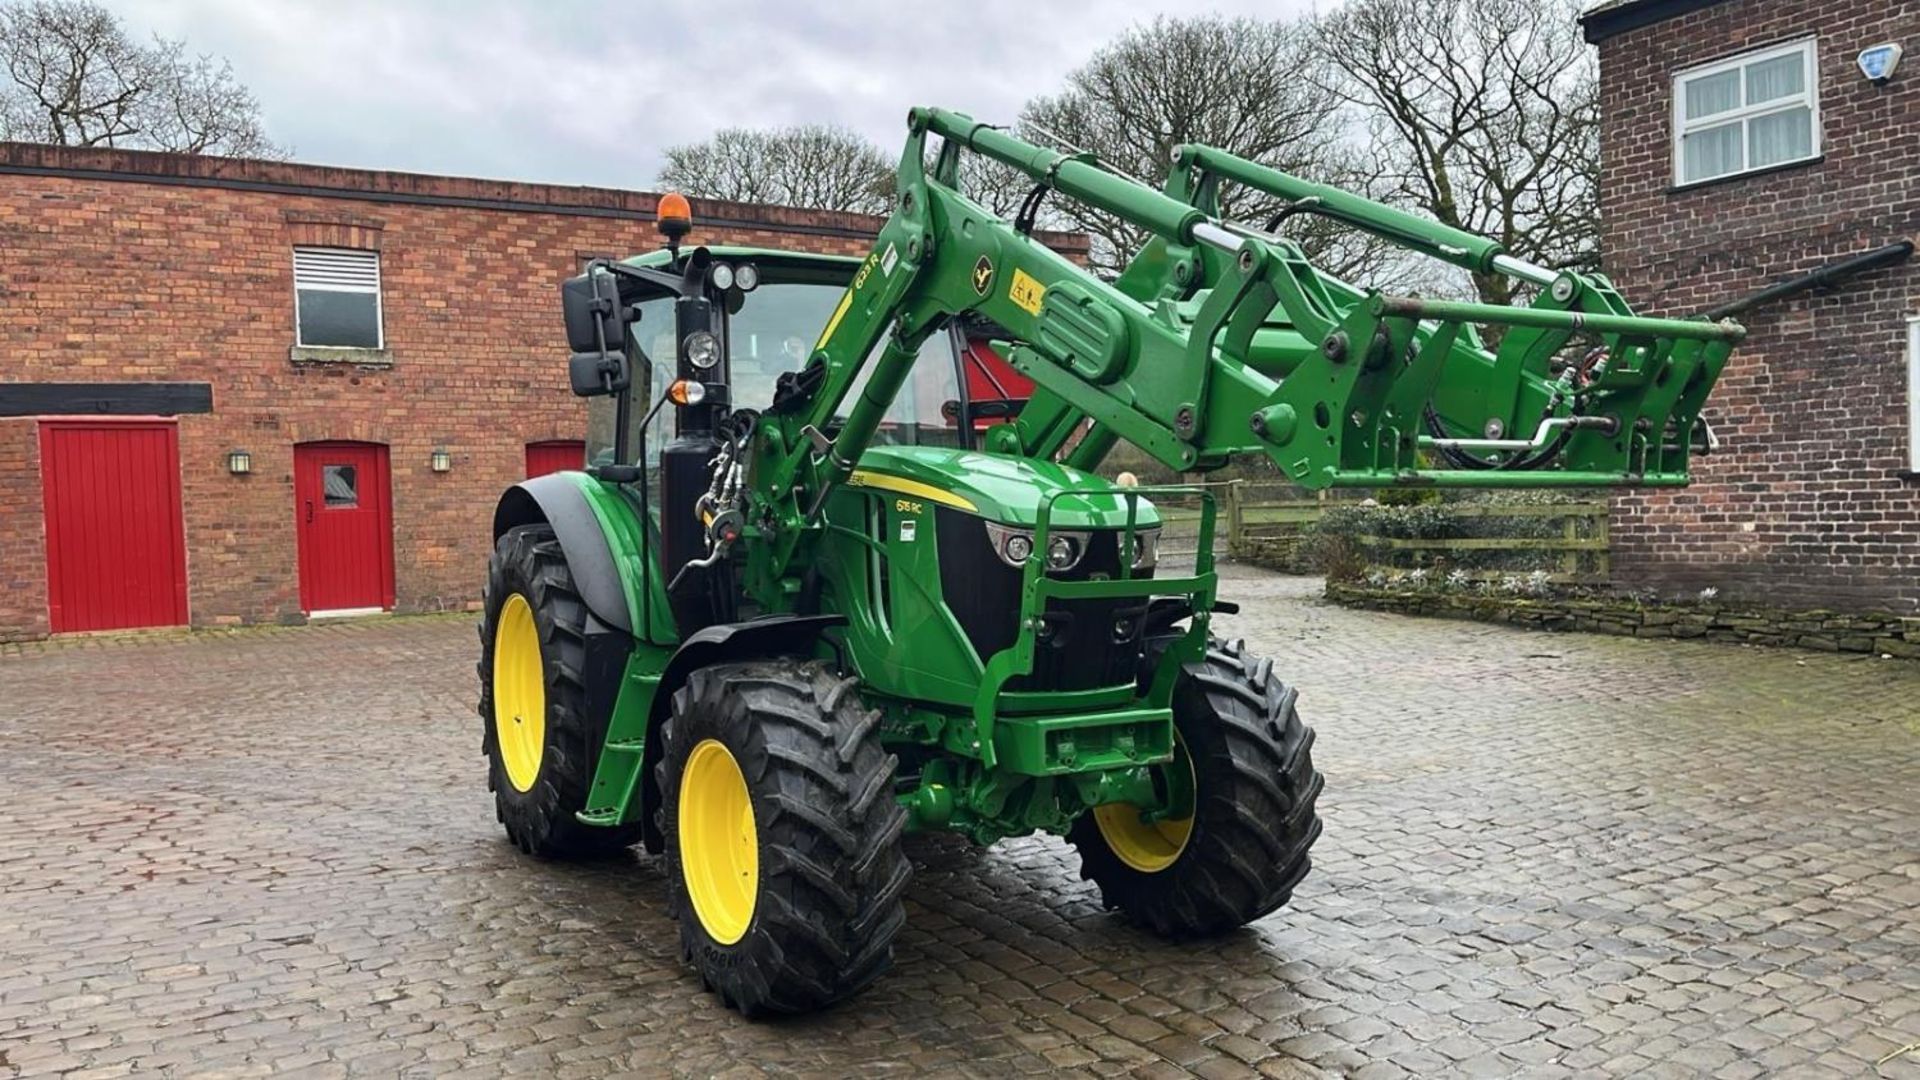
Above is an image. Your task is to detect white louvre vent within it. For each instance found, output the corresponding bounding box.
[293,247,381,291]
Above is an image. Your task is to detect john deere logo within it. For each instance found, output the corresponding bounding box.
[971,255,994,296]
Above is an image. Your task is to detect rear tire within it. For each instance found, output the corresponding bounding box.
[658,660,910,1016]
[1070,637,1323,937]
[477,524,640,858]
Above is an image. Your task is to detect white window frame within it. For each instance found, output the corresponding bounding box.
[1908,316,1920,474]
[1672,37,1822,187]
[292,246,384,350]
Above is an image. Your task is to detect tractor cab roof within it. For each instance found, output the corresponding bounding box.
[615,246,860,301]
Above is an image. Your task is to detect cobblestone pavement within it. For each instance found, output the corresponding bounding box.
[3,566,1918,1079]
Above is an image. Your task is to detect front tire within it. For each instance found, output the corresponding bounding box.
[659,660,910,1016]
[1070,637,1323,937]
[477,524,639,858]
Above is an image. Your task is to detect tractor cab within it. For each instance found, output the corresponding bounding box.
[565,233,1043,638]
[579,249,1028,473]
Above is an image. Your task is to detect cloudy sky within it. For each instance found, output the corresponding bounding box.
[107,0,1321,189]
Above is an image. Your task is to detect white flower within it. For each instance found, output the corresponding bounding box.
[1698,586,1719,601]
[1447,569,1470,588]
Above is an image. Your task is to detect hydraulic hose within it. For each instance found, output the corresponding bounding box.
[1422,404,1576,472]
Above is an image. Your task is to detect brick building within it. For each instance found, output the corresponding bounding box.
[0,145,940,641]
[1583,0,1919,613]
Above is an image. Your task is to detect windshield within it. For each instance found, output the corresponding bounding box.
[729,283,846,409]
[840,333,965,449]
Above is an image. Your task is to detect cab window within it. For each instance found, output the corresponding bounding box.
[839,332,966,449]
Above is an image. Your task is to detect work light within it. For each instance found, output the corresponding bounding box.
[683,330,720,369]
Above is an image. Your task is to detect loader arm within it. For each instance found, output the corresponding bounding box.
[744,106,1743,601]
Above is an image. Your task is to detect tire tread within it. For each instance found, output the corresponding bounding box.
[1069,636,1323,938]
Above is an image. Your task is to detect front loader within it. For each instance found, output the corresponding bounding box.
[478,109,1744,1016]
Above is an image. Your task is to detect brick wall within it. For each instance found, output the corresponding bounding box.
[0,143,1088,639]
[0,426,44,638]
[1593,0,1920,613]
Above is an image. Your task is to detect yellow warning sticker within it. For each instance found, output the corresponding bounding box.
[1008,268,1046,316]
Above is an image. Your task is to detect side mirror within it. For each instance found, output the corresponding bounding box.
[570,349,631,397]
[561,267,631,397]
[561,269,627,353]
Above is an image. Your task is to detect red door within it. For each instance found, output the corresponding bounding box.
[294,442,394,613]
[39,420,189,633]
[525,439,585,477]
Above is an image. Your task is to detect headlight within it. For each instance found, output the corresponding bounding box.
[683,330,720,369]
[1004,534,1032,563]
[985,522,1089,570]
[734,263,759,291]
[986,522,1034,568]
[1129,527,1161,570]
[709,263,735,290]
[1045,535,1078,571]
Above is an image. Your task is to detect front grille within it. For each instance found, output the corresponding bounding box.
[935,508,1153,692]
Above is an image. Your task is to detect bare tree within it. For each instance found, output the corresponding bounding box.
[998,16,1387,280]
[0,0,283,157]
[658,125,894,215]
[1317,0,1599,306]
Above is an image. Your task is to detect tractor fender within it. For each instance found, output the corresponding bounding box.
[654,613,849,702]
[635,613,849,852]
[492,475,632,635]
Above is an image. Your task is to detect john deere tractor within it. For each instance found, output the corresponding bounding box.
[479,107,1742,1015]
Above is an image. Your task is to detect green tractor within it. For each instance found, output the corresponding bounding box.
[479,108,1742,1015]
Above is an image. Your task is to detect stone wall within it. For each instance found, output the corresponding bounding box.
[1326,581,1920,658]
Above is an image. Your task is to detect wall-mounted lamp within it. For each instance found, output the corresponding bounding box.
[226,448,252,475]
[430,447,452,473]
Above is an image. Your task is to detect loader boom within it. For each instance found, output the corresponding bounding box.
[743,107,1742,600]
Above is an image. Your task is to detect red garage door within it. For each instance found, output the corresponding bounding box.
[525,439,585,477]
[39,420,189,633]
[294,441,395,613]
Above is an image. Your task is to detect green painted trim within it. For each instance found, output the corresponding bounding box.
[568,473,676,644]
[578,652,667,827]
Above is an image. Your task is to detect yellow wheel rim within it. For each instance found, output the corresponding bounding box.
[1093,740,1196,874]
[679,738,759,945]
[491,593,546,793]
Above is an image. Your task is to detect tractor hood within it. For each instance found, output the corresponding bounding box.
[849,446,1162,529]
